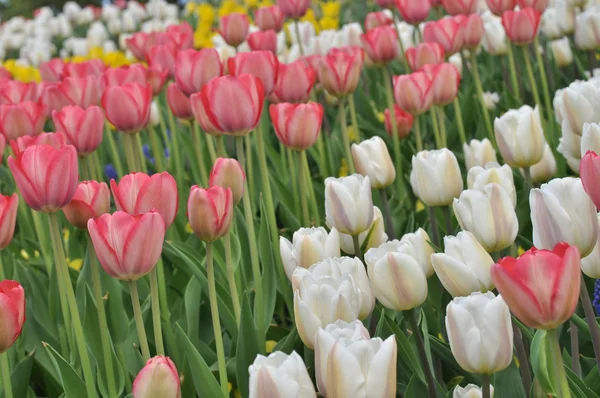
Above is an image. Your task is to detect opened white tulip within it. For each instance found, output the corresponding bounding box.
[560,80,600,137]
[463,139,498,171]
[280,227,341,280]
[529,144,557,183]
[339,207,388,256]
[558,119,583,173]
[249,351,316,398]
[541,8,563,40]
[410,149,463,207]
[582,122,600,155]
[494,105,545,168]
[325,174,374,236]
[453,184,519,253]
[550,37,573,68]
[582,214,600,278]
[431,231,495,297]
[467,163,516,207]
[446,292,513,374]
[453,384,495,398]
[315,320,397,398]
[352,137,396,189]
[530,177,599,257]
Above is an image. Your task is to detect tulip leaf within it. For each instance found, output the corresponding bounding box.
[257,198,277,338]
[273,327,300,355]
[382,315,426,384]
[184,276,203,345]
[492,360,527,398]
[564,365,600,398]
[236,292,260,398]
[0,350,35,398]
[44,343,89,398]
[530,329,557,396]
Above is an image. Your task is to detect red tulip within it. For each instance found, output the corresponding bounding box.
[384,105,414,138]
[228,51,279,96]
[166,22,194,50]
[133,356,181,398]
[87,210,166,281]
[0,280,25,354]
[8,143,78,213]
[270,102,323,150]
[187,186,233,242]
[209,158,246,204]
[254,6,284,32]
[486,0,517,16]
[318,47,364,97]
[365,11,394,31]
[0,81,38,105]
[166,83,194,120]
[454,14,484,48]
[270,60,316,104]
[424,17,465,55]
[103,65,147,88]
[110,171,178,228]
[502,8,542,45]
[421,63,461,105]
[0,101,47,141]
[393,72,434,115]
[10,132,68,154]
[405,42,446,71]
[247,30,278,54]
[101,82,152,133]
[175,49,223,97]
[517,0,548,12]
[126,31,159,61]
[276,0,311,19]
[376,0,397,8]
[52,105,104,156]
[396,0,432,24]
[63,60,106,78]
[580,150,600,210]
[219,13,250,48]
[38,83,70,115]
[63,181,110,229]
[59,75,103,109]
[147,44,177,78]
[147,67,169,96]
[491,243,581,330]
[190,75,265,136]
[441,0,478,15]
[0,194,18,249]
[39,58,65,82]
[361,25,399,65]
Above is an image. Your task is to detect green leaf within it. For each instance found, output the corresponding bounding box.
[0,350,35,398]
[236,292,260,398]
[492,360,527,398]
[530,329,557,396]
[272,327,299,355]
[257,198,277,336]
[565,365,600,398]
[44,343,90,398]
[382,315,425,384]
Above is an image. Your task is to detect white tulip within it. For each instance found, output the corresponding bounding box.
[336,22,364,48]
[482,91,500,110]
[352,137,396,189]
[399,228,435,277]
[550,37,573,68]
[463,138,498,171]
[410,149,463,207]
[582,122,600,156]
[554,87,565,124]
[249,351,316,398]
[102,4,121,21]
[481,13,508,56]
[529,144,557,183]
[449,53,463,76]
[150,101,160,127]
[467,163,516,207]
[541,8,564,40]
[280,227,340,280]
[560,80,600,136]
[122,10,138,32]
[339,207,388,255]
[582,214,600,278]
[494,105,545,168]
[325,174,374,236]
[558,119,583,173]
[453,384,495,398]
[556,1,575,36]
[288,21,316,49]
[575,7,600,51]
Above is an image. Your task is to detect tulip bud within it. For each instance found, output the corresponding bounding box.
[494,105,545,168]
[228,51,279,96]
[574,8,600,51]
[315,320,397,398]
[463,138,498,171]
[0,81,37,105]
[400,228,436,277]
[63,181,110,229]
[517,0,548,12]
[410,149,463,207]
[365,11,393,31]
[0,101,46,141]
[339,206,388,256]
[60,75,103,109]
[147,44,177,78]
[209,158,246,204]
[325,174,374,236]
[581,213,600,278]
[432,232,495,297]
[352,137,395,189]
[270,103,323,151]
[397,0,431,24]
[147,67,169,96]
[455,14,484,48]
[40,58,65,82]
[530,177,599,257]
[582,123,600,156]
[502,8,542,45]
[446,292,513,374]
[270,60,316,104]
[486,0,516,16]
[454,384,495,398]
[0,194,18,249]
[102,82,152,133]
[249,351,316,398]
[421,63,461,106]
[174,49,223,97]
[550,37,573,68]
[467,163,516,207]
[0,280,25,353]
[318,48,363,98]
[393,72,434,115]
[187,186,233,243]
[561,81,600,138]
[384,105,414,138]
[529,143,556,183]
[247,30,278,54]
[166,83,193,120]
[52,105,104,156]
[491,243,581,330]
[482,15,508,56]
[132,356,181,398]
[441,0,478,15]
[277,0,310,19]
[280,227,340,280]
[405,42,445,72]
[219,13,249,48]
[254,6,284,33]
[424,17,465,56]
[360,26,399,65]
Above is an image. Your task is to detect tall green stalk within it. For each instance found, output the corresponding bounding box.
[1,352,12,398]
[414,116,423,152]
[470,55,495,145]
[191,122,208,185]
[297,151,310,225]
[579,275,600,371]
[105,125,124,177]
[533,36,555,144]
[123,133,138,172]
[452,98,467,144]
[522,45,542,107]
[506,44,521,102]
[547,329,572,398]
[407,309,438,398]
[128,280,151,361]
[148,124,166,172]
[149,268,164,355]
[338,98,356,174]
[301,151,320,226]
[436,106,447,147]
[429,108,443,149]
[383,66,406,200]
[348,94,360,142]
[167,111,184,195]
[224,234,241,324]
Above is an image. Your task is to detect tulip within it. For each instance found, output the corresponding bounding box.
[581,151,600,211]
[396,0,432,24]
[467,163,516,207]
[582,213,600,278]
[132,356,181,398]
[280,227,340,280]
[277,0,311,19]
[317,48,363,98]
[88,210,166,281]
[324,174,374,236]
[249,351,316,398]
[190,75,265,136]
[39,83,70,115]
[248,30,278,54]
[516,0,548,11]
[486,0,516,16]
[339,206,388,255]
[422,63,461,106]
[166,83,193,120]
[384,105,414,138]
[40,58,65,82]
[560,80,600,137]
[173,49,222,97]
[0,81,38,105]
[529,143,556,183]
[314,320,397,398]
[0,194,18,250]
[455,14,484,48]
[556,1,575,36]
[393,72,434,115]
[410,148,463,207]
[530,177,598,257]
[63,181,110,229]
[454,385,495,398]
[549,37,573,68]
[219,13,250,48]
[502,8,542,45]
[187,186,233,243]
[405,42,446,72]
[376,0,397,8]
[432,232,495,297]
[494,105,545,168]
[352,136,395,189]
[64,60,106,78]
[463,139,498,171]
[441,0,478,15]
[228,51,279,96]
[482,14,508,55]
[400,228,436,277]
[0,101,46,141]
[270,60,316,104]
[147,67,169,96]
[361,26,399,65]
[10,133,67,154]
[424,17,465,55]
[146,44,177,78]
[453,184,519,252]
[0,280,25,354]
[101,82,152,133]
[582,123,600,157]
[446,292,513,374]
[364,241,429,311]
[270,102,323,151]
[126,32,159,61]
[365,11,393,31]
[541,9,564,40]
[52,105,104,156]
[574,9,600,51]
[491,243,580,330]
[59,75,103,109]
[254,6,284,32]
[209,158,246,204]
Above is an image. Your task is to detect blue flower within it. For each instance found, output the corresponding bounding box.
[105,164,118,180]
[593,279,600,316]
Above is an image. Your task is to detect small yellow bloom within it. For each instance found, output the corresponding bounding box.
[185,2,197,16]
[68,258,84,272]
[63,229,70,242]
[265,340,277,353]
[517,246,525,256]
[338,159,349,177]
[347,125,358,143]
[321,2,341,18]
[197,3,216,23]
[376,112,385,123]
[88,46,104,60]
[185,222,194,234]
[245,0,259,8]
[319,17,339,31]
[257,0,274,6]
[20,250,29,260]
[416,200,425,212]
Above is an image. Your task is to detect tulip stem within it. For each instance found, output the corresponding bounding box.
[348,94,360,142]
[338,98,356,174]
[547,329,572,398]
[379,189,395,240]
[191,122,209,185]
[383,65,407,201]
[149,124,166,172]
[245,135,256,210]
[481,374,491,398]
[521,45,542,107]
[302,152,320,226]
[206,242,229,397]
[224,233,241,324]
[428,207,440,248]
[352,235,364,264]
[105,125,125,178]
[123,133,138,172]
[429,108,443,149]
[316,133,329,178]
[452,98,467,144]
[512,319,532,394]
[570,321,581,377]
[0,352,12,398]
[442,206,452,236]
[407,309,438,398]
[470,54,495,147]
[297,151,310,225]
[533,36,555,145]
[414,115,423,152]
[579,275,600,371]
[436,106,447,148]
[135,134,148,174]
[127,280,151,361]
[294,20,305,56]
[506,45,521,102]
[216,135,226,158]
[392,9,410,72]
[167,109,185,198]
[149,268,165,355]
[48,213,97,398]
[288,149,300,216]
[523,167,533,193]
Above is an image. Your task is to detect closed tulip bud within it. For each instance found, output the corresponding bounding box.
[410,148,463,207]
[397,0,432,24]
[574,9,600,51]
[494,105,545,168]
[59,75,103,109]
[325,174,374,236]
[315,320,397,398]
[64,60,106,78]
[277,0,310,19]
[39,83,71,116]
[454,384,495,398]
[270,60,316,104]
[0,280,25,354]
[270,102,323,150]
[254,6,284,32]
[146,45,177,78]
[280,227,340,280]
[376,0,397,8]
[187,186,233,242]
[384,105,414,138]
[446,292,513,374]
[174,49,223,97]
[219,13,249,47]
[52,105,104,156]
[502,8,542,45]
[463,139,498,171]
[441,0,478,15]
[393,72,434,115]
[453,184,518,252]
[582,123,600,156]
[517,0,548,12]
[147,67,168,96]
[400,228,436,277]
[550,38,573,68]
[424,17,465,55]
[492,243,580,329]
[209,158,246,204]
[365,11,393,31]
[352,136,395,189]
[529,143,556,183]
[63,181,110,229]
[247,30,278,54]
[432,232,495,297]
[482,15,508,55]
[166,83,193,120]
[531,177,599,257]
[486,0,516,16]
[405,42,445,72]
[467,163,516,207]
[454,14,484,48]
[365,241,429,311]
[0,194,18,249]
[318,48,363,98]
[190,75,265,136]
[0,81,38,105]
[249,351,316,398]
[361,26,399,65]
[40,58,65,82]
[102,82,152,133]
[0,101,46,141]
[132,356,181,398]
[10,133,68,154]
[561,81,600,138]
[126,32,158,61]
[422,63,461,106]
[339,206,388,256]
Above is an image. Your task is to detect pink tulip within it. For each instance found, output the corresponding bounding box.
[0,135,5,162]
[166,83,194,120]
[103,65,147,88]
[147,44,177,78]
[219,13,250,48]
[276,0,311,19]
[63,181,110,229]
[87,210,166,280]
[187,186,233,242]
[0,194,18,249]
[421,63,461,105]
[270,60,316,104]
[10,132,68,154]
[133,356,181,398]
[491,243,581,330]
[393,72,434,115]
[302,55,323,75]
[63,60,106,78]
[384,105,414,138]
[580,151,600,210]
[405,42,446,71]
[270,102,323,151]
[247,30,278,54]
[396,0,432,24]
[190,75,265,136]
[101,82,152,133]
[254,6,284,32]
[165,22,194,50]
[228,51,279,96]
[175,49,223,97]
[59,75,103,109]
[0,101,46,141]
[209,158,246,204]
[0,280,25,354]
[486,0,517,16]
[441,0,478,15]
[365,11,394,31]
[517,0,548,12]
[454,14,484,48]
[0,81,38,105]
[147,67,169,96]
[52,105,104,156]
[424,17,465,55]
[38,83,70,115]
[126,31,159,61]
[361,26,399,65]
[318,47,364,97]
[0,68,9,81]
[39,58,65,82]
[8,143,78,213]
[376,0,397,8]
[502,8,542,45]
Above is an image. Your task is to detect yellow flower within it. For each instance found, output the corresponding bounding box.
[68,258,84,272]
[194,31,216,49]
[245,0,259,8]
[338,159,349,177]
[103,51,132,67]
[12,67,41,83]
[185,2,197,16]
[319,17,339,31]
[70,55,89,64]
[376,111,385,123]
[63,229,70,243]
[88,46,104,60]
[415,200,425,212]
[321,2,341,18]
[20,250,29,260]
[257,0,274,6]
[197,3,216,23]
[265,340,277,353]
[517,246,525,256]
[185,222,194,234]
[219,0,247,17]
[347,125,358,143]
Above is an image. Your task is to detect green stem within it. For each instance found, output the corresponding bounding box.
[352,234,363,264]
[302,151,320,226]
[148,124,165,172]
[80,157,91,181]
[206,242,229,396]
[105,125,124,178]
[224,233,241,324]
[123,133,138,172]
[512,319,532,393]
[379,189,395,240]
[31,208,53,275]
[436,106,447,147]
[128,280,151,361]
[48,213,97,398]
[392,9,410,71]
[0,352,12,398]
[149,268,164,355]
[288,149,300,216]
[245,135,255,207]
[348,94,360,142]
[216,135,226,158]
[452,98,466,144]
[414,115,423,152]
[297,151,310,226]
[294,20,305,56]
[92,152,104,181]
[407,309,438,398]
[205,134,218,164]
[481,374,491,398]
[383,65,406,200]
[168,110,184,194]
[579,275,600,371]
[316,133,328,177]
[0,254,4,280]
[522,45,542,107]
[156,259,178,364]
[534,36,555,146]
[470,55,495,146]
[135,133,148,173]
[506,45,521,101]
[338,98,355,174]
[547,329,572,398]
[429,108,442,149]
[428,206,440,247]
[523,167,532,193]
[191,122,209,185]
[570,321,581,377]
